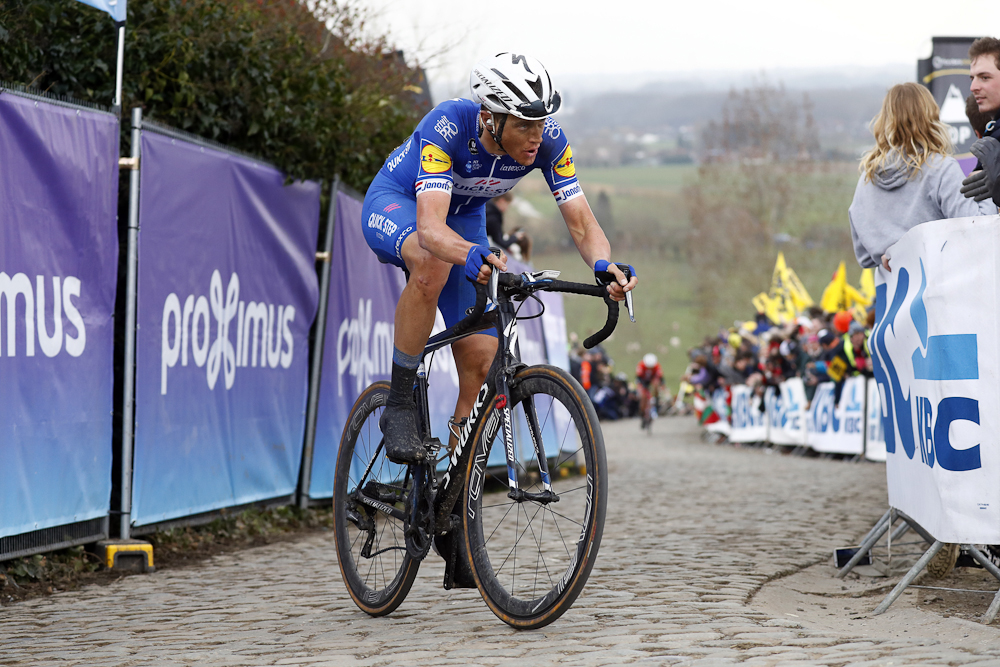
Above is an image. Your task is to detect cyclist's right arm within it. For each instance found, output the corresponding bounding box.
[415,192,506,282]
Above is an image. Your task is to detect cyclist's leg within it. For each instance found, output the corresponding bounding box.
[362,190,447,463]
[434,211,499,451]
[449,333,497,450]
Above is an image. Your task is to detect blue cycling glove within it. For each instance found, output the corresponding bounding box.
[465,244,494,282]
[594,260,636,285]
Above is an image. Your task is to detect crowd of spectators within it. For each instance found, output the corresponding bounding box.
[679,307,874,409]
[681,37,1000,413]
[567,335,649,421]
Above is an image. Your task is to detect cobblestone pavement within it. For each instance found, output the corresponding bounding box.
[2,417,999,666]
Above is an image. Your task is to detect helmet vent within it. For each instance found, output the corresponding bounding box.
[484,94,506,110]
[527,77,544,101]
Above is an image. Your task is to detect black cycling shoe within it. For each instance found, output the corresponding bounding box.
[379,403,427,464]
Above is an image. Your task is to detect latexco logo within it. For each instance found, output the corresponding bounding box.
[871,260,981,471]
[161,270,297,394]
[0,272,86,359]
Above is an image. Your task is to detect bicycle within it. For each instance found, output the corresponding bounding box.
[639,383,659,433]
[333,265,630,629]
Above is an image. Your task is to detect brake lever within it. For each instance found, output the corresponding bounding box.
[624,290,635,323]
[488,248,501,303]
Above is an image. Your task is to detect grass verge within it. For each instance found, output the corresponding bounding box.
[0,504,333,606]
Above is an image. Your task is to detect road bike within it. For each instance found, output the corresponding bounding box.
[639,384,659,434]
[333,266,629,629]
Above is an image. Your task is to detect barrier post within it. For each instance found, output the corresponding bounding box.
[297,176,341,508]
[120,107,142,538]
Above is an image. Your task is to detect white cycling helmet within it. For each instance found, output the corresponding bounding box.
[470,52,562,120]
[643,353,658,367]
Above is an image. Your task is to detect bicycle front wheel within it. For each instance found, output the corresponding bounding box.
[333,381,420,616]
[462,365,607,629]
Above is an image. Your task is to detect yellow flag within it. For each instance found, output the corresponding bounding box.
[859,268,875,303]
[753,253,816,324]
[821,262,873,313]
[784,266,814,310]
[752,292,785,325]
[820,262,848,313]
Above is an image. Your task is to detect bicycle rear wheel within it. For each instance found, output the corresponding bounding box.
[462,365,607,629]
[333,381,420,616]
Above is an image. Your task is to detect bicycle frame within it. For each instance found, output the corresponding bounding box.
[417,281,554,534]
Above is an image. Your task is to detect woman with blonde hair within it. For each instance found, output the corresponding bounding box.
[849,82,995,270]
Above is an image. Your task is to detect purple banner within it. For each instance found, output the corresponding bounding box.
[0,92,119,537]
[132,129,320,526]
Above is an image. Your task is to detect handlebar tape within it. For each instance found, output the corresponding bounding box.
[584,296,619,349]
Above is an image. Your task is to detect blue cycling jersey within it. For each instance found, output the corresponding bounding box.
[369,98,584,216]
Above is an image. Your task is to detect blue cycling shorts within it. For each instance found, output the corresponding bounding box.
[362,187,494,332]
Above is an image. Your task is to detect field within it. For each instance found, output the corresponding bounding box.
[506,163,864,385]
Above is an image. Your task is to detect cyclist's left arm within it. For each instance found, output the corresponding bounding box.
[559,198,637,300]
[539,119,637,299]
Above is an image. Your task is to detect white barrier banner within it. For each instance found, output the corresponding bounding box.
[871,216,1000,544]
[731,384,766,442]
[764,387,783,444]
[806,377,866,455]
[865,377,887,462]
[705,388,731,435]
[774,378,809,445]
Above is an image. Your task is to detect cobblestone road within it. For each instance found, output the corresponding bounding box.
[2,417,999,666]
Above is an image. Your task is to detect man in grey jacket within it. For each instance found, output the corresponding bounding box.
[961,37,1000,205]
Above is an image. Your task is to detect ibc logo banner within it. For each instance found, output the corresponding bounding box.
[730,384,766,443]
[764,379,808,446]
[132,130,320,527]
[806,377,866,455]
[871,216,1000,544]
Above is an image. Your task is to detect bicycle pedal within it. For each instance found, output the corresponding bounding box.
[423,437,443,455]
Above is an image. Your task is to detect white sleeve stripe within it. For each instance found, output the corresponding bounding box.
[416,178,454,196]
[552,182,583,205]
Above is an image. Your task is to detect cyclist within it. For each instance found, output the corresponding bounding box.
[635,352,663,428]
[362,52,638,463]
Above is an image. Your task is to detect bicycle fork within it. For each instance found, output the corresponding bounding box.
[496,304,558,506]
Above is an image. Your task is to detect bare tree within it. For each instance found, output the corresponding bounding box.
[685,79,820,327]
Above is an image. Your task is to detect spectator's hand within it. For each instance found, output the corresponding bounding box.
[961,169,993,202]
[881,254,891,272]
[967,137,1000,201]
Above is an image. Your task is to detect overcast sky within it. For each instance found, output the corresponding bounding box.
[355,0,992,91]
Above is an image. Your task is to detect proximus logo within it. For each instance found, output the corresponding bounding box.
[161,270,297,395]
[871,260,981,471]
[0,272,86,359]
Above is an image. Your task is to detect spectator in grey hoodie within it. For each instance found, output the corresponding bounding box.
[849,82,996,271]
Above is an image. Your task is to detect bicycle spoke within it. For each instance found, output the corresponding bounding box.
[542,505,585,529]
[485,499,518,546]
[520,501,554,595]
[546,503,575,560]
[493,500,545,580]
